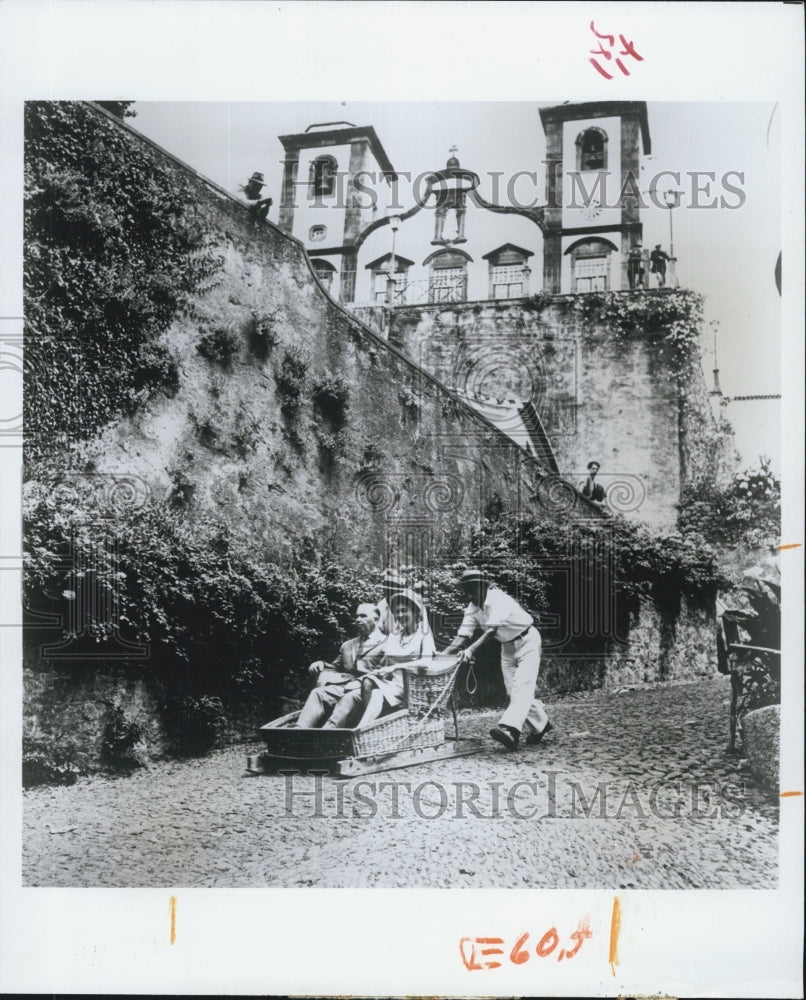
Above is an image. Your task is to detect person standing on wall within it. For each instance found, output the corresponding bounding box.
[649,244,670,287]
[442,568,552,751]
[627,242,645,290]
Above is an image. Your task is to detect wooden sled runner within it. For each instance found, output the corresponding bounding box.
[247,655,485,777]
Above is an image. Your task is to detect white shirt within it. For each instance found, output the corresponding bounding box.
[457,587,533,644]
[381,627,436,664]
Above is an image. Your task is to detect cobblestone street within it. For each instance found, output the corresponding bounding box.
[23,675,779,889]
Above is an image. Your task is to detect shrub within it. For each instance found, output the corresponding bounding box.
[522,291,555,313]
[312,371,350,429]
[23,487,382,718]
[275,347,309,417]
[678,457,780,549]
[167,464,195,505]
[249,311,278,359]
[99,701,145,771]
[469,510,727,621]
[22,718,86,787]
[163,695,226,756]
[196,325,240,368]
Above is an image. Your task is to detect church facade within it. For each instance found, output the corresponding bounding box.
[276,101,727,531]
[277,100,654,305]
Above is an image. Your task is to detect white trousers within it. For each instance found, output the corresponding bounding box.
[498,628,549,734]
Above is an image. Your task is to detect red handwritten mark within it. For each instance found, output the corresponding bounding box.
[510,932,530,965]
[609,896,621,977]
[536,926,560,958]
[461,922,592,971]
[169,895,177,945]
[589,21,644,80]
[565,917,592,960]
[781,790,803,797]
[778,543,802,550]
[459,936,504,970]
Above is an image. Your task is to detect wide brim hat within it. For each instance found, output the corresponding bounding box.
[389,588,424,617]
[249,172,266,186]
[458,568,490,588]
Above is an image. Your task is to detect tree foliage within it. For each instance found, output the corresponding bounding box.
[95,101,137,119]
[678,457,781,549]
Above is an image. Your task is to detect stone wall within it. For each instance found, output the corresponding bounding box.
[48,105,579,572]
[387,294,729,530]
[22,103,722,775]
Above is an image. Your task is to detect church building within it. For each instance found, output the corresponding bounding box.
[277,101,653,305]
[276,101,721,531]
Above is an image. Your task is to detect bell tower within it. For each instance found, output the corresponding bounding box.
[278,122,398,302]
[538,101,651,293]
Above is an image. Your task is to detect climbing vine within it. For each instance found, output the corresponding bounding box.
[24,101,222,472]
[568,290,705,375]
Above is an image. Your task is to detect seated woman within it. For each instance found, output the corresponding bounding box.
[357,588,436,727]
[377,566,434,637]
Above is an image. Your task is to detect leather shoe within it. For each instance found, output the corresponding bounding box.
[524,721,553,746]
[489,724,519,751]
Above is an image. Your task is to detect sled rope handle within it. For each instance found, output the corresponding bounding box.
[464,658,478,695]
[369,658,464,758]
[262,658,466,767]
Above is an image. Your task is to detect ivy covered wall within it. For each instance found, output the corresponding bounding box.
[387,291,736,530]
[24,102,563,566]
[22,102,728,779]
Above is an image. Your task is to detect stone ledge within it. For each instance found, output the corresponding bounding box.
[741,704,780,792]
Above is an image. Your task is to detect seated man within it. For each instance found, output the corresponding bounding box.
[294,604,386,728]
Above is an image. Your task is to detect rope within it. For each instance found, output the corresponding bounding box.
[464,658,478,695]
[261,658,467,768]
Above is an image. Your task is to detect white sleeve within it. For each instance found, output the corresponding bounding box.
[456,604,477,638]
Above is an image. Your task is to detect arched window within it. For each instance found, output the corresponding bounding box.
[566,238,616,293]
[575,127,608,172]
[308,155,338,198]
[310,258,336,291]
[424,249,471,303]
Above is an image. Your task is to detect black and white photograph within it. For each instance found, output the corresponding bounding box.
[1,3,803,997]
